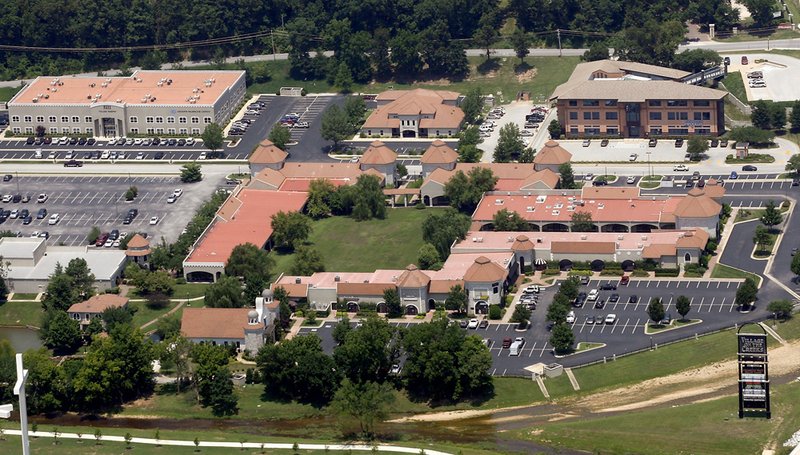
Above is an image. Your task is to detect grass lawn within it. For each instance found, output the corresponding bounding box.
[9,292,39,301]
[0,86,21,102]
[510,380,800,455]
[270,208,444,276]
[0,300,43,327]
[710,263,762,286]
[769,314,800,341]
[723,96,751,122]
[725,153,775,163]
[753,231,779,258]
[171,283,210,300]
[721,71,748,103]
[129,300,181,329]
[197,56,579,102]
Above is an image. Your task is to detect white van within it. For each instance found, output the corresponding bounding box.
[34,149,43,159]
[509,341,522,356]
[587,289,599,301]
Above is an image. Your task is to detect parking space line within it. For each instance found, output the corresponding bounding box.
[631,318,641,334]
[528,342,536,357]
[727,297,736,312]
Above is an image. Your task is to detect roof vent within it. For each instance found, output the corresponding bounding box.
[494,199,504,205]
[477,237,483,243]
[581,235,588,240]
[618,235,624,240]
[537,238,543,243]
[116,99,122,103]
[598,203,605,209]
[295,277,301,284]
[526,206,534,212]
[507,236,514,243]
[334,275,340,282]
[472,237,477,242]
[552,210,560,216]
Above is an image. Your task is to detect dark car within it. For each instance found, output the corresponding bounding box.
[128,208,138,218]
[648,138,657,147]
[659,313,672,325]
[502,337,513,348]
[83,152,93,159]
[39,231,49,239]
[177,138,186,146]
[599,282,617,290]
[574,292,587,307]
[36,208,47,219]
[123,217,132,225]
[710,139,719,147]
[19,209,29,219]
[742,165,758,172]
[479,319,489,329]
[3,175,11,182]
[594,299,606,309]
[609,293,620,303]
[154,152,165,160]
[109,229,120,240]
[87,138,96,145]
[69,137,78,145]
[78,137,87,145]
[43,137,52,144]
[168,138,177,146]
[629,295,639,303]
[11,194,20,203]
[152,137,161,146]
[793,179,800,187]
[64,160,83,167]
[26,137,35,145]
[600,139,609,147]
[592,179,608,186]
[675,138,684,147]
[22,216,32,225]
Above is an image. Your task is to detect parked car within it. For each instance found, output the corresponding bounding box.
[710,139,719,147]
[626,176,636,184]
[742,165,758,172]
[600,139,609,147]
[95,233,109,247]
[620,276,630,285]
[479,319,489,329]
[594,299,606,309]
[675,138,684,147]
[587,289,599,301]
[502,337,513,348]
[467,319,479,329]
[599,282,617,290]
[605,314,617,324]
[585,316,595,325]
[149,216,159,225]
[48,214,60,225]
[582,139,591,147]
[648,138,657,147]
[36,208,47,219]
[566,311,576,324]
[673,164,689,172]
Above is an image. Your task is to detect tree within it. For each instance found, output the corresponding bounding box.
[268,124,291,150]
[133,270,175,296]
[332,316,352,345]
[270,211,312,250]
[204,275,245,308]
[389,30,423,78]
[687,136,708,161]
[472,21,498,60]
[647,298,666,325]
[460,88,483,125]
[201,123,223,152]
[519,147,536,163]
[333,315,397,384]
[333,62,354,92]
[735,278,758,309]
[257,334,340,405]
[102,305,134,331]
[384,288,403,318]
[85,317,105,338]
[615,20,685,67]
[351,174,386,221]
[548,120,563,139]
[422,208,471,260]
[559,278,580,302]
[458,126,481,148]
[727,126,775,145]
[321,104,351,151]
[583,42,609,61]
[86,226,101,245]
[791,101,800,132]
[741,0,777,27]
[344,96,367,133]
[457,145,482,163]
[290,246,325,276]
[22,349,66,415]
[494,123,525,162]
[676,295,691,321]
[225,243,274,279]
[510,28,530,63]
[510,304,531,323]
[760,201,783,229]
[751,100,773,130]
[558,163,576,189]
[444,168,497,213]
[492,209,528,231]
[43,263,80,312]
[155,313,181,340]
[41,310,82,354]
[550,323,574,354]
[180,163,203,183]
[243,274,266,307]
[792,252,800,275]
[331,379,394,438]
[306,179,337,219]
[547,298,570,324]
[571,211,595,232]
[445,285,468,314]
[767,300,793,320]
[753,225,770,253]
[786,154,800,175]
[672,49,722,73]
[204,365,239,416]
[417,243,441,270]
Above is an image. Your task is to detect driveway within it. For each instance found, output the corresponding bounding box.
[726,53,800,102]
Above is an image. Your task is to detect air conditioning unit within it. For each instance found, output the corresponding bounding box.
[295,277,301,284]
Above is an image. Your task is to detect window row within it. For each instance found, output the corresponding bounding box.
[648,100,711,107]
[15,127,93,134]
[13,115,93,123]
[137,116,211,124]
[568,126,619,136]
[569,111,619,120]
[648,112,711,121]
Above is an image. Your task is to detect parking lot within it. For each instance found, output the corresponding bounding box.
[0,174,222,245]
[297,278,761,375]
[726,53,800,102]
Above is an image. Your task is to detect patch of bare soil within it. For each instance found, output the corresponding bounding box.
[516,68,537,83]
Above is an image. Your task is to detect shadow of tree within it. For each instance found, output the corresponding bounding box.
[476,58,501,75]
[514,61,533,74]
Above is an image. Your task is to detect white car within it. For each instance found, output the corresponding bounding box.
[167,195,177,204]
[58,137,69,145]
[523,285,539,294]
[605,314,617,325]
[48,151,57,159]
[100,150,110,159]
[173,189,183,198]
[584,173,594,181]
[1,195,11,203]
[629,153,638,161]
[125,138,135,146]
[133,138,143,146]
[186,138,195,146]
[109,151,118,160]
[198,152,207,160]
[104,238,114,248]
[294,121,309,128]
[143,138,153,146]
[37,194,48,203]
[119,232,128,240]
[136,152,145,160]
[48,214,60,225]
[9,209,18,219]
[566,311,576,324]
[64,151,74,160]
[520,130,534,136]
[149,216,159,225]
[112,239,121,248]
[587,289,599,301]
[626,176,636,184]
[673,164,689,172]
[467,319,479,329]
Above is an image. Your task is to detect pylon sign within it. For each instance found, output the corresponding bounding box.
[737,325,770,419]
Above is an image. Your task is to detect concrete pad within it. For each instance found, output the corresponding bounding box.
[726,53,800,102]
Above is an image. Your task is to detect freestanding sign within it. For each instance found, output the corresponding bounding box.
[737,326,770,419]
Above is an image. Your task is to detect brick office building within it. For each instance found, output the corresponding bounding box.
[550,60,726,138]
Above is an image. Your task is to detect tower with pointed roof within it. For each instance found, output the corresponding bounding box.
[359,140,398,185]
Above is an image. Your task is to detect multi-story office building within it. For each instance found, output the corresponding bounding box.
[551,60,726,138]
[7,70,246,138]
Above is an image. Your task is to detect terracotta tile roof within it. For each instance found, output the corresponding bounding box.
[421,140,458,164]
[429,279,465,294]
[181,307,252,340]
[642,244,677,259]
[511,235,536,251]
[280,162,366,181]
[533,141,572,165]
[383,188,421,195]
[184,190,308,265]
[701,183,726,200]
[551,241,616,254]
[581,186,641,200]
[520,169,560,190]
[360,141,397,165]
[676,229,709,249]
[68,294,128,314]
[11,70,244,106]
[278,178,352,192]
[463,256,508,283]
[252,168,286,190]
[363,89,464,130]
[423,163,557,191]
[673,189,722,218]
[396,264,431,288]
[126,234,150,248]
[249,140,288,164]
[337,282,396,296]
[271,283,309,298]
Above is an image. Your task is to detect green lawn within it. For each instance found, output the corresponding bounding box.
[9,293,39,301]
[0,300,43,327]
[0,86,21,102]
[721,71,748,104]
[510,380,800,455]
[710,263,762,286]
[270,208,445,276]
[171,283,210,300]
[129,300,181,329]
[723,96,751,122]
[197,56,579,102]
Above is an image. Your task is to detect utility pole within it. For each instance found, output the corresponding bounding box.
[557,29,563,57]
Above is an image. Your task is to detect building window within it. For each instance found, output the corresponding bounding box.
[695,127,711,134]
[584,127,601,135]
[179,117,187,124]
[146,116,154,123]
[24,115,32,122]
[569,126,579,134]
[12,127,20,133]
[155,117,163,123]
[649,112,662,120]
[131,128,139,134]
[11,116,19,123]
[582,100,600,107]
[167,116,175,124]
[204,117,212,124]
[668,128,689,135]
[86,128,93,134]
[604,100,618,106]
[191,128,200,135]
[605,112,618,120]
[606,127,619,135]
[685,253,691,262]
[648,100,661,107]
[71,116,80,123]
[667,100,688,107]
[24,127,33,133]
[667,112,688,121]
[693,112,711,121]
[568,100,578,107]
[492,283,500,294]
[72,127,81,133]
[147,128,155,134]
[569,112,578,120]
[36,116,44,123]
[49,127,57,134]
[167,128,176,134]
[61,116,69,122]
[156,128,164,134]
[62,127,69,133]
[129,116,138,123]
[650,127,662,135]
[49,116,56,123]
[583,112,600,120]
[191,117,199,124]
[179,128,188,134]
[694,100,710,107]
[85,116,92,123]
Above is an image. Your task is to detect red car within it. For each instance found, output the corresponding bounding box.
[95,233,109,247]
[620,276,630,286]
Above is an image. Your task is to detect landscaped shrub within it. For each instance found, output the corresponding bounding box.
[705,241,718,253]
[599,270,624,276]
[488,304,502,320]
[654,268,680,277]
[631,270,650,277]
[542,268,561,276]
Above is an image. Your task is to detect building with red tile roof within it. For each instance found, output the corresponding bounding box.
[125,234,151,265]
[361,89,464,138]
[248,139,289,174]
[249,163,383,192]
[68,294,129,327]
[533,140,573,172]
[420,140,459,177]
[359,141,398,185]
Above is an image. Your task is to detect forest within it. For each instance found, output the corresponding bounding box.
[0,0,741,81]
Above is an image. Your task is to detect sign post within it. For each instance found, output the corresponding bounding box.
[737,325,770,419]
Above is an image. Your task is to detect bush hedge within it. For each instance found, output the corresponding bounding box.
[654,268,680,277]
[488,304,502,320]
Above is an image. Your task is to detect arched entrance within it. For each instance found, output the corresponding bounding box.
[542,223,569,232]
[559,259,573,271]
[376,301,388,313]
[427,299,436,311]
[601,223,629,233]
[402,130,417,138]
[405,305,419,315]
[684,253,691,262]
[186,271,214,282]
[631,223,657,233]
[591,259,605,272]
[475,301,489,315]
[423,195,431,206]
[346,301,360,312]
[622,260,635,272]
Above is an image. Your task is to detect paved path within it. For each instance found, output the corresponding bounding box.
[4,429,453,454]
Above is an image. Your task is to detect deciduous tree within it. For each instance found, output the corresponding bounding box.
[257,334,340,405]
[760,200,783,229]
[647,298,666,325]
[333,315,397,384]
[225,243,274,279]
[735,277,758,309]
[687,136,708,161]
[558,163,576,189]
[571,211,595,232]
[383,288,403,318]
[204,275,245,308]
[417,243,441,270]
[290,246,325,276]
[549,323,574,354]
[510,28,530,63]
[201,123,223,152]
[493,209,528,231]
[676,295,691,321]
[41,310,82,355]
[767,300,793,320]
[180,163,203,183]
[422,208,471,259]
[321,104,351,151]
[494,123,525,162]
[268,124,291,150]
[271,211,312,250]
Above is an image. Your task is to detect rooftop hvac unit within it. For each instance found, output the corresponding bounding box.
[477,237,483,242]
[641,235,648,241]
[527,206,534,212]
[32,98,38,103]
[48,89,55,94]
[44,94,50,98]
[472,237,477,242]
[618,235,624,240]
[105,78,111,83]
[507,236,514,242]
[494,199,503,205]
[581,235,587,240]
[334,275,340,282]
[150,96,156,102]
[598,203,605,209]
[295,277,301,284]
[116,99,122,103]
[90,83,96,88]
[157,81,163,87]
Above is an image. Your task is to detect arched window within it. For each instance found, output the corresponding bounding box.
[684,253,691,262]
